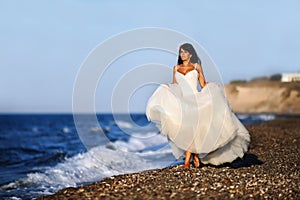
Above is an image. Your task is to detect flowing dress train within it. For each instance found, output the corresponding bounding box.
[146,68,250,165]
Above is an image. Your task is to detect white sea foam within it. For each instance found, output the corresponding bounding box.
[255,114,275,121]
[1,141,174,198]
[115,120,133,129]
[236,114,249,120]
[62,127,71,133]
[112,131,168,152]
[237,113,276,122]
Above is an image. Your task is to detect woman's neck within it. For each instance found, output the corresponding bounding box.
[182,60,191,66]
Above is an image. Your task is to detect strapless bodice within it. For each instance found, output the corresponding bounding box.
[175,69,198,96]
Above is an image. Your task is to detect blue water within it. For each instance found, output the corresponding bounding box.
[0,113,275,199]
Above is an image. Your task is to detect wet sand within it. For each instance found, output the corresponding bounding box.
[38,118,300,199]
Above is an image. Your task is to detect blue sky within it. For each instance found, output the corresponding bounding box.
[1,0,299,113]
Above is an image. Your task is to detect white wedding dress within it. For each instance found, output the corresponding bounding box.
[146,68,250,165]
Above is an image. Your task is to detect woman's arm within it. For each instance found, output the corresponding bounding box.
[173,65,178,84]
[195,63,207,88]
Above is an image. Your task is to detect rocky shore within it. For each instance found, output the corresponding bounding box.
[38,118,300,199]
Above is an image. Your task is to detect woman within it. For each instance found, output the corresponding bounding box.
[146,43,250,168]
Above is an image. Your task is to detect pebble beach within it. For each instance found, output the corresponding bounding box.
[38,118,300,199]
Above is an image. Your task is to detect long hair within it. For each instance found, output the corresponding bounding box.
[177,43,201,65]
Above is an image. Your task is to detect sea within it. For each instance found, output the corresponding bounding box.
[0,113,276,200]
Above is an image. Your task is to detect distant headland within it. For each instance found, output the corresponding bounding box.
[225,73,300,114]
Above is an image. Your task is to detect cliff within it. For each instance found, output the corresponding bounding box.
[224,80,300,114]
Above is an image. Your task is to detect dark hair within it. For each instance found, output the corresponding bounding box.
[177,43,201,65]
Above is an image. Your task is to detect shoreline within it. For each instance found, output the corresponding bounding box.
[38,118,300,199]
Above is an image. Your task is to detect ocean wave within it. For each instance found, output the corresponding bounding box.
[1,143,173,199]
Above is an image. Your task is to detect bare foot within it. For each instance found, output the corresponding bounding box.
[184,151,192,169]
[183,162,190,169]
[193,156,200,168]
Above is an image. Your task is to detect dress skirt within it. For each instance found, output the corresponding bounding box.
[146,82,250,165]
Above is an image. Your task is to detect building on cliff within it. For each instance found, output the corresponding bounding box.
[281,73,300,82]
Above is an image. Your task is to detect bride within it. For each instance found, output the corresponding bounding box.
[146,43,250,168]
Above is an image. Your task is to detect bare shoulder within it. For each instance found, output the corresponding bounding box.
[173,65,179,72]
[194,63,203,72]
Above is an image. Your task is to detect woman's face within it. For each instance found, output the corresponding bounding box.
[180,48,192,62]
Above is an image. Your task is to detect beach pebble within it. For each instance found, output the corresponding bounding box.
[37,118,300,200]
